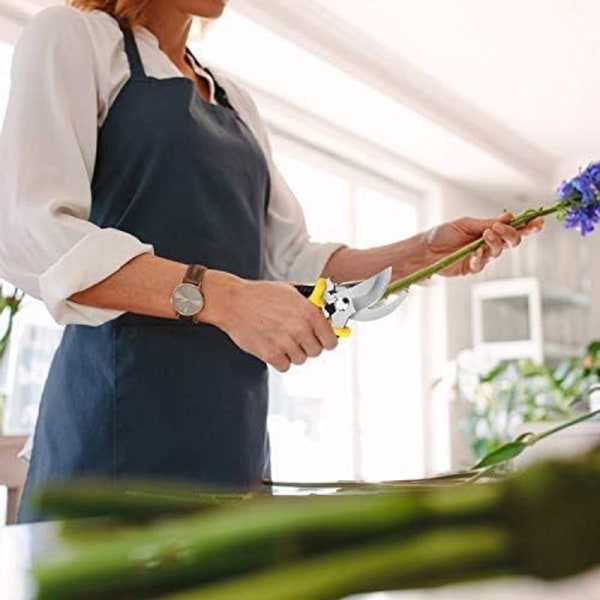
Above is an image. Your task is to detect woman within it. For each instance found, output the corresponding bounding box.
[0,0,541,521]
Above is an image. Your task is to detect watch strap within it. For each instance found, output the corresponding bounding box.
[183,264,207,288]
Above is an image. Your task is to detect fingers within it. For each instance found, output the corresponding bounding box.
[457,211,543,276]
[266,349,291,373]
[482,228,505,257]
[229,281,341,373]
[469,247,487,274]
[271,329,336,373]
[311,310,339,352]
[269,307,338,372]
[283,335,308,367]
[460,212,513,235]
[299,330,325,358]
[472,225,511,273]
[481,216,523,260]
[520,216,544,235]
[490,222,521,249]
[289,309,338,367]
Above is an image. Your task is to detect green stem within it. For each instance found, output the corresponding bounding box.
[463,465,499,485]
[471,409,600,471]
[32,485,499,600]
[0,325,12,360]
[0,290,24,361]
[33,480,256,522]
[265,472,482,493]
[161,527,512,600]
[533,408,600,443]
[266,472,476,488]
[384,202,564,298]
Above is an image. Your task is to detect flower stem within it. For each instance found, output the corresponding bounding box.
[533,408,600,443]
[384,202,565,298]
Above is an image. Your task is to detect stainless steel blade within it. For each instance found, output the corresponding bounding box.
[344,267,393,313]
[352,289,409,322]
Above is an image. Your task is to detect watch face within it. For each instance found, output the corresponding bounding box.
[172,283,204,317]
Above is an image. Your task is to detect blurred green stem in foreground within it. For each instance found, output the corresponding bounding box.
[32,448,600,600]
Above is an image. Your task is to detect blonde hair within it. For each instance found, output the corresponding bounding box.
[66,0,152,28]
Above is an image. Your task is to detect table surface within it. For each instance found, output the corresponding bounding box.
[2,522,600,600]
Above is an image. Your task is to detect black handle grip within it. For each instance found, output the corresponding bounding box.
[294,284,316,299]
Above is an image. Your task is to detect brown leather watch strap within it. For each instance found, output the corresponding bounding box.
[183,264,207,288]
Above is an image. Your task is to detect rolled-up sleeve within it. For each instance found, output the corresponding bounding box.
[263,164,345,282]
[0,7,153,326]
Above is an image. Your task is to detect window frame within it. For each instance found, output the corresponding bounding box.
[270,130,433,480]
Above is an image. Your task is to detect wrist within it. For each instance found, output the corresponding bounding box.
[417,229,435,260]
[389,232,431,281]
[194,269,246,329]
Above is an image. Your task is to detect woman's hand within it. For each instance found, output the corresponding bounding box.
[425,212,544,277]
[201,272,338,372]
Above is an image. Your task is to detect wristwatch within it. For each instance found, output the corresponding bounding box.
[171,264,207,322]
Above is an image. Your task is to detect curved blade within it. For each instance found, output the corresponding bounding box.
[352,289,409,322]
[345,267,393,313]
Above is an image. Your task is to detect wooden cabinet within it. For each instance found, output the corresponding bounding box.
[0,435,27,524]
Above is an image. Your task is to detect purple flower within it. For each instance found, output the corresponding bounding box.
[564,202,600,236]
[584,161,600,187]
[557,179,576,201]
[556,161,600,236]
[557,161,600,204]
[572,174,597,204]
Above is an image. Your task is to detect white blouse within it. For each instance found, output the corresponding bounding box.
[0,6,343,326]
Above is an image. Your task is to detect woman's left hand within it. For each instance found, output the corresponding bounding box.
[425,212,544,277]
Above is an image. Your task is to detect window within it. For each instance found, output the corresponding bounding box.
[355,187,424,480]
[268,146,425,482]
[1,299,62,436]
[196,9,430,481]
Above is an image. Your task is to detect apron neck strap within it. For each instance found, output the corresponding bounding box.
[121,27,147,80]
[185,50,234,110]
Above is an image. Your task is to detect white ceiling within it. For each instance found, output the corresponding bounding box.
[314,0,600,162]
[2,0,598,197]
[233,0,600,197]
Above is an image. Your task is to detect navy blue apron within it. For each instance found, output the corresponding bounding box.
[18,26,271,522]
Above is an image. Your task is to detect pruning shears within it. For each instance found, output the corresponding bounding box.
[295,267,408,338]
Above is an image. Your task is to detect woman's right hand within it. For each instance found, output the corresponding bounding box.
[200,271,338,372]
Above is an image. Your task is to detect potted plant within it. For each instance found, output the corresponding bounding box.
[456,342,600,467]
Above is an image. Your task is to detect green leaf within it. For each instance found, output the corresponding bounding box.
[586,340,600,356]
[551,358,574,382]
[480,362,510,383]
[472,441,528,469]
[519,360,548,378]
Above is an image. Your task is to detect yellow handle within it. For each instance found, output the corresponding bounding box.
[308,278,327,308]
[333,327,351,338]
[307,279,351,339]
